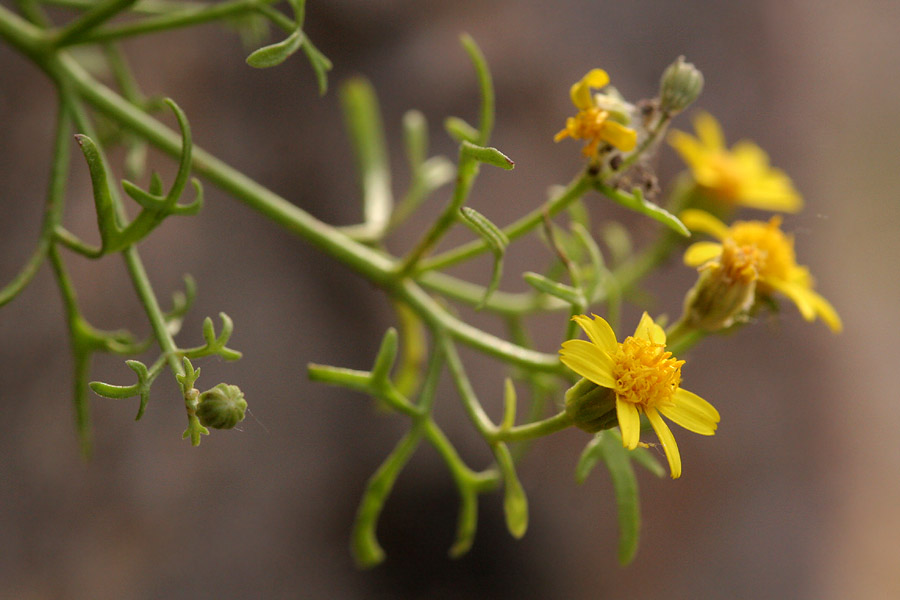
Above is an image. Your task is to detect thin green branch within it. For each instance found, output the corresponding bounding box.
[52,0,138,47]
[416,173,590,274]
[60,0,283,45]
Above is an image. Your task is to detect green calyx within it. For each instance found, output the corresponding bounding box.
[564,377,618,433]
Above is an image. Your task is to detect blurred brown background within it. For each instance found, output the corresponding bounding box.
[2,0,899,598]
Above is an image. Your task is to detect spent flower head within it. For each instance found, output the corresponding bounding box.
[682,209,842,332]
[554,69,637,158]
[560,313,720,478]
[669,112,802,212]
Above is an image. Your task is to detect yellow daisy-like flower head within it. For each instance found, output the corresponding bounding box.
[682,209,842,332]
[668,112,803,212]
[560,312,720,479]
[554,69,638,158]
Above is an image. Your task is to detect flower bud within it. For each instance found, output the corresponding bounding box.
[659,56,704,115]
[196,383,247,429]
[682,240,758,331]
[565,377,618,433]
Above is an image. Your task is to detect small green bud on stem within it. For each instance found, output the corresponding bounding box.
[196,383,247,429]
[659,56,704,115]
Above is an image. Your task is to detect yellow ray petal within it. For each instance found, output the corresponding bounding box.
[559,339,615,387]
[807,289,843,333]
[616,399,641,450]
[684,241,724,267]
[694,112,725,151]
[680,209,730,240]
[570,69,609,110]
[668,130,707,171]
[634,312,666,345]
[661,389,720,436]
[766,277,816,321]
[599,120,637,152]
[645,407,682,479]
[673,388,721,422]
[571,314,618,352]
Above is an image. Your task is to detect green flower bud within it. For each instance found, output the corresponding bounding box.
[565,377,618,433]
[682,239,758,331]
[659,56,704,115]
[196,383,247,429]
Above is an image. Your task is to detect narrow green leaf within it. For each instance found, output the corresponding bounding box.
[448,487,479,558]
[575,433,605,484]
[459,33,494,146]
[522,271,583,306]
[370,328,399,385]
[301,38,332,96]
[602,221,633,266]
[459,206,508,308]
[340,77,393,239]
[600,430,641,565]
[352,427,425,568]
[493,443,528,539]
[570,222,606,299]
[402,110,427,171]
[444,116,479,144]
[595,183,689,237]
[501,378,516,431]
[460,141,514,170]
[629,445,666,478]
[246,28,304,68]
[88,380,139,399]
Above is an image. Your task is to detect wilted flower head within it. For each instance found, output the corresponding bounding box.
[554,69,637,158]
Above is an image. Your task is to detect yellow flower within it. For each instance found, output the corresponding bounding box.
[669,112,803,212]
[682,209,842,332]
[554,69,637,157]
[560,313,720,479]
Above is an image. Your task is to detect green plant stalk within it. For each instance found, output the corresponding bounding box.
[416,173,591,274]
[56,0,286,45]
[52,0,138,47]
[47,245,96,457]
[57,58,564,369]
[0,103,71,305]
[397,146,482,276]
[351,341,446,567]
[62,88,187,381]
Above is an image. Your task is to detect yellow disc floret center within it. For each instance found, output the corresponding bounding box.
[611,336,684,409]
[728,217,796,282]
[554,107,611,157]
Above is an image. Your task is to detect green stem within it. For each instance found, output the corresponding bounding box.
[489,410,572,443]
[0,101,71,305]
[416,173,590,274]
[56,0,283,45]
[52,0,138,47]
[440,334,495,437]
[397,146,480,276]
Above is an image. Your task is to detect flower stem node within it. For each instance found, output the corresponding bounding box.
[196,383,247,429]
[564,377,618,433]
[659,56,704,116]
